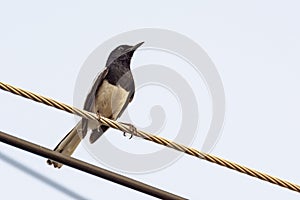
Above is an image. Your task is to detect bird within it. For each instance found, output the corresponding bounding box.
[47,42,144,168]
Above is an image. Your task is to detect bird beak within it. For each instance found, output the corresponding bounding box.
[129,42,144,52]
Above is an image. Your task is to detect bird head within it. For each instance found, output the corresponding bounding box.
[106,42,144,66]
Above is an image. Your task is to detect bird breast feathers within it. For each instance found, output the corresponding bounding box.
[94,80,129,120]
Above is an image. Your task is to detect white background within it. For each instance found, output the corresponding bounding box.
[0,0,300,199]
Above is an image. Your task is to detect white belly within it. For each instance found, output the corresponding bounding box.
[93,80,129,120]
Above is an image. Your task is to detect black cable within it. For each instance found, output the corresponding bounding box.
[0,130,187,200]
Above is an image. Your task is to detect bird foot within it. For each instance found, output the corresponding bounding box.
[121,123,136,139]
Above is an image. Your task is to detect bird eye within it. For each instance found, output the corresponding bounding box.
[118,47,124,51]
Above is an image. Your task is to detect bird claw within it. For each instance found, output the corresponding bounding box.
[123,132,133,139]
[129,134,133,139]
[96,111,101,120]
[121,123,136,139]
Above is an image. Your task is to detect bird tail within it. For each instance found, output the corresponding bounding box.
[47,122,82,168]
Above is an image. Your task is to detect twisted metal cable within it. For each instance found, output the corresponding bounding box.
[0,81,299,193]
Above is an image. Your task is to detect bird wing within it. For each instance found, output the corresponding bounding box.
[79,67,109,138]
[84,67,109,111]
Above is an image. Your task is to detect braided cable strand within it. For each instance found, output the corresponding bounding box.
[0,81,299,193]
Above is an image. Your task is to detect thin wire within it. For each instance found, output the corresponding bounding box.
[0,81,300,193]
[0,130,186,200]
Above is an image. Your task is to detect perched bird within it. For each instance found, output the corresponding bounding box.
[47,42,144,168]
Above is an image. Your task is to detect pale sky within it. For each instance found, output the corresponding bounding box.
[0,1,300,199]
